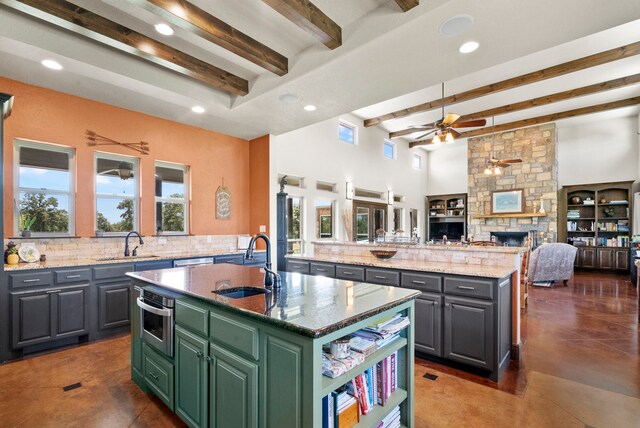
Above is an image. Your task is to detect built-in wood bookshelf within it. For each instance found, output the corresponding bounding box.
[426,193,467,242]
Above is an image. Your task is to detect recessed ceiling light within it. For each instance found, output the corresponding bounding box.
[278,93,300,104]
[191,106,205,114]
[459,41,479,54]
[41,59,63,70]
[304,105,316,111]
[439,15,474,36]
[154,23,174,36]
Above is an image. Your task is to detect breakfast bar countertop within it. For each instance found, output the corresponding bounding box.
[127,264,420,338]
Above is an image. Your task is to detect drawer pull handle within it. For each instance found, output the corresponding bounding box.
[412,280,426,285]
[65,275,81,279]
[206,355,212,363]
[46,289,62,294]
[342,272,353,275]
[150,373,159,380]
[445,303,450,307]
[316,268,326,272]
[375,276,387,279]
[23,279,41,283]
[458,286,475,290]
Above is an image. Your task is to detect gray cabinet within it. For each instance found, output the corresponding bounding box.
[365,268,400,286]
[97,281,131,330]
[414,292,442,356]
[286,260,310,274]
[443,295,494,371]
[335,265,365,281]
[215,254,245,265]
[56,287,90,338]
[135,259,174,271]
[309,262,335,277]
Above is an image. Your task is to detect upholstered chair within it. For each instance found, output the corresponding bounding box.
[528,243,578,286]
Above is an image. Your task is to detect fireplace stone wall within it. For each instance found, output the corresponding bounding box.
[467,123,558,243]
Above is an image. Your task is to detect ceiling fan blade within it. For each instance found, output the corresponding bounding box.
[501,159,523,163]
[448,129,461,138]
[442,113,461,125]
[408,124,431,129]
[452,119,487,128]
[496,162,511,168]
[414,129,437,140]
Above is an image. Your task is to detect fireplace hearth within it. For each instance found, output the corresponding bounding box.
[490,232,529,247]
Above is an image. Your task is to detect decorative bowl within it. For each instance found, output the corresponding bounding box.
[370,250,397,260]
[570,196,582,205]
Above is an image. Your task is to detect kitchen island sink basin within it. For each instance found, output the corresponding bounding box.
[213,287,271,299]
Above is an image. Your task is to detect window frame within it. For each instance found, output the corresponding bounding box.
[155,161,189,235]
[94,152,139,236]
[413,153,424,170]
[13,139,76,237]
[314,199,335,240]
[286,195,305,254]
[338,119,358,145]
[383,139,396,160]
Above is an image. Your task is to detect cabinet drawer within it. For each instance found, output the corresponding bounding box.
[335,265,365,282]
[8,271,53,289]
[365,269,400,286]
[215,254,245,265]
[176,299,209,337]
[209,311,259,360]
[287,260,310,274]
[245,251,266,265]
[143,344,174,410]
[93,264,134,281]
[54,268,91,285]
[444,277,493,300]
[309,262,335,277]
[401,272,442,293]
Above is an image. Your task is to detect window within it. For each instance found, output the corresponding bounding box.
[14,140,75,236]
[316,181,336,193]
[355,188,384,200]
[279,174,305,189]
[339,120,357,145]
[286,196,303,254]
[413,153,423,170]
[393,208,404,233]
[314,200,334,239]
[155,162,188,234]
[410,208,419,234]
[383,140,396,159]
[95,153,139,235]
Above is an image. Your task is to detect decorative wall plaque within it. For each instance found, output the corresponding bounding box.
[216,178,231,220]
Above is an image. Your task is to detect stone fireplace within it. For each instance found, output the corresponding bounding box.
[468,123,558,243]
[490,231,529,247]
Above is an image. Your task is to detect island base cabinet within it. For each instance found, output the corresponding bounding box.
[175,326,208,428]
[443,296,494,371]
[209,343,258,428]
[414,293,442,357]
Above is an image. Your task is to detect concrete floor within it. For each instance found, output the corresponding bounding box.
[0,271,638,427]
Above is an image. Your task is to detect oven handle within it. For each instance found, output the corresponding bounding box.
[136,297,173,317]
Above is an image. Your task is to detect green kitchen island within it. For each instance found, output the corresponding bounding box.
[127,264,420,428]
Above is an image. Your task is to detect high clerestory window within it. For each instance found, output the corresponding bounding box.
[14,140,75,236]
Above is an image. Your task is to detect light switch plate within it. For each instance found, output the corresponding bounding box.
[259,225,266,232]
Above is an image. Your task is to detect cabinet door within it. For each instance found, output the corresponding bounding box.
[11,291,53,348]
[175,326,208,428]
[597,248,615,270]
[131,287,143,379]
[97,281,131,329]
[615,249,629,271]
[414,293,442,357]
[581,248,597,269]
[574,248,581,268]
[55,286,89,338]
[209,343,258,428]
[443,296,494,371]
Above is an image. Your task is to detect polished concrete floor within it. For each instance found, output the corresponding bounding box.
[0,271,638,427]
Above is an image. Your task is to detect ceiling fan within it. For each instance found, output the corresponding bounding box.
[409,83,487,143]
[484,116,522,175]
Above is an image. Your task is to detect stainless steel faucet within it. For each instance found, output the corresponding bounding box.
[124,231,144,257]
[245,233,281,288]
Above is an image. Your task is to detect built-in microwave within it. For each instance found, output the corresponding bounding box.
[136,287,175,357]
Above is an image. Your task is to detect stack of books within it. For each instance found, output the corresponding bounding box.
[374,406,401,428]
[351,314,409,350]
[322,390,358,428]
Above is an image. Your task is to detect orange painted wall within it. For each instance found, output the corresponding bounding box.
[2,77,258,238]
[249,135,270,249]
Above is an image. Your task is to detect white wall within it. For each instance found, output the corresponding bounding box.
[272,113,428,254]
[425,114,640,193]
[557,115,639,186]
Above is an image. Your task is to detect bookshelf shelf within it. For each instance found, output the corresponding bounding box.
[353,388,408,428]
[321,337,407,396]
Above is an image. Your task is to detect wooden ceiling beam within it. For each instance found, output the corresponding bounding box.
[2,0,249,95]
[409,96,640,148]
[391,73,640,139]
[261,0,341,49]
[129,0,288,76]
[366,41,640,127]
[394,0,419,12]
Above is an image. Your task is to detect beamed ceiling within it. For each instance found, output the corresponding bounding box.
[0,0,639,140]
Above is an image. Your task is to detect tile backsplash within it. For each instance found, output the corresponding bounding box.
[4,234,248,262]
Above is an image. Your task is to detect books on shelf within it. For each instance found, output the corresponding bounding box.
[349,336,377,357]
[374,406,401,428]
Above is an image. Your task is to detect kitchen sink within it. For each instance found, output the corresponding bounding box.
[94,255,159,262]
[213,287,271,299]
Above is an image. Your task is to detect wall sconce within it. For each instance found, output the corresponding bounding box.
[345,181,354,200]
[387,190,394,205]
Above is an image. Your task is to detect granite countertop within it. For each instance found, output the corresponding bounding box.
[127,264,420,339]
[288,254,516,279]
[3,250,265,271]
[312,240,527,254]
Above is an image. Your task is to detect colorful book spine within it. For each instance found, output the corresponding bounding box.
[391,352,397,393]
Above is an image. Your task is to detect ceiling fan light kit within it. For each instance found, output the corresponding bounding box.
[484,116,522,175]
